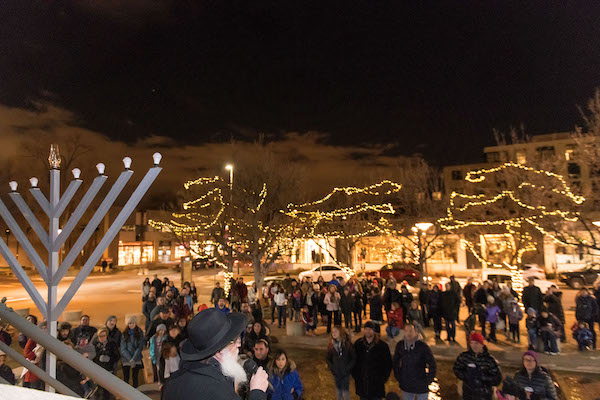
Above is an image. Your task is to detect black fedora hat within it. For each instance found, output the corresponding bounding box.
[181,308,248,361]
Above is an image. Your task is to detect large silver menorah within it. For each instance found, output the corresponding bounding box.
[0,145,162,390]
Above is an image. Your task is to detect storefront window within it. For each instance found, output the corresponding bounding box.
[428,237,458,263]
[118,241,154,265]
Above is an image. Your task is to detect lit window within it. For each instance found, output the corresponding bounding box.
[516,150,527,164]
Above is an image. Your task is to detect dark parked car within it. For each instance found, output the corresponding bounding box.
[367,262,420,285]
[559,264,600,289]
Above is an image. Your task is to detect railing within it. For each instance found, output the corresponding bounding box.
[0,301,151,399]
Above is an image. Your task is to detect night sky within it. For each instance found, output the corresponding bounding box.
[2,1,600,165]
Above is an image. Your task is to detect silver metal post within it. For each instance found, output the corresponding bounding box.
[47,168,60,392]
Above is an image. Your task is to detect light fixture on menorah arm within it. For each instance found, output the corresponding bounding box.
[0,145,162,392]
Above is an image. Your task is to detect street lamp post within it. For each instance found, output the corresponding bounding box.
[225,164,235,275]
[414,222,433,285]
[0,145,162,392]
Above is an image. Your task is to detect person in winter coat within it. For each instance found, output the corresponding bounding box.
[267,349,303,400]
[120,317,145,388]
[210,282,226,306]
[274,287,288,328]
[142,278,151,301]
[158,342,181,387]
[513,351,557,400]
[427,285,443,339]
[243,321,272,356]
[418,284,431,327]
[369,288,384,331]
[340,286,354,329]
[93,328,120,399]
[57,340,85,397]
[538,310,562,355]
[23,321,47,390]
[73,315,97,352]
[575,288,598,349]
[0,351,14,385]
[485,296,501,343]
[463,277,476,314]
[393,323,436,400]
[400,286,414,324]
[525,308,539,351]
[523,278,544,314]
[506,299,524,343]
[326,326,356,400]
[453,332,502,400]
[407,300,426,340]
[151,274,163,296]
[352,321,393,400]
[573,321,594,350]
[474,282,490,333]
[149,323,167,382]
[57,321,74,342]
[165,324,185,350]
[544,286,565,341]
[18,315,37,348]
[324,284,342,333]
[441,282,460,342]
[383,282,402,315]
[386,302,405,338]
[352,290,364,333]
[142,291,157,334]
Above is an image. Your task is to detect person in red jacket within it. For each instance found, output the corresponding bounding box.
[386,302,405,338]
[23,321,47,390]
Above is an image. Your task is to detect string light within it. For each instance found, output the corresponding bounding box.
[441,162,585,299]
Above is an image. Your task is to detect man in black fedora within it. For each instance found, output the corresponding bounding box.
[162,308,268,400]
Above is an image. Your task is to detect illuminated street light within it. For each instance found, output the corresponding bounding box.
[415,222,434,284]
[415,222,433,232]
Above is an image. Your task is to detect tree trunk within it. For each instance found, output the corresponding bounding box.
[253,256,264,294]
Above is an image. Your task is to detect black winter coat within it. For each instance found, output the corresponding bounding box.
[369,296,384,321]
[340,294,353,314]
[441,290,461,321]
[523,285,544,313]
[513,367,557,400]
[463,283,476,307]
[57,361,85,397]
[575,295,599,322]
[453,347,502,400]
[93,340,120,372]
[383,289,402,311]
[474,288,488,305]
[162,358,267,400]
[326,340,356,389]
[427,289,442,317]
[352,337,392,398]
[544,293,565,323]
[393,340,436,394]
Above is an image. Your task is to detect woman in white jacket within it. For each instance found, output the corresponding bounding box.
[274,288,288,328]
[324,284,341,333]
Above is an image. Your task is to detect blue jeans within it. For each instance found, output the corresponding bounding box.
[527,328,537,347]
[386,325,400,338]
[277,306,286,327]
[402,392,428,400]
[541,330,558,353]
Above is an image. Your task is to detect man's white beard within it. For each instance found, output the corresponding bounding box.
[219,350,247,390]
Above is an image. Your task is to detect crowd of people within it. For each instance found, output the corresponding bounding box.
[1,269,598,399]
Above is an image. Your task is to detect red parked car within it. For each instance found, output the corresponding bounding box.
[366,262,420,285]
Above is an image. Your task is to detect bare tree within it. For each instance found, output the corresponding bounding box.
[150,143,304,292]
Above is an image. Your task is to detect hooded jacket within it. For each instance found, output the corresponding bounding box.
[453,347,502,400]
[268,361,303,400]
[326,340,356,389]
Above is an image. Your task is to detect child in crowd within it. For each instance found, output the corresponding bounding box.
[302,305,317,336]
[525,308,539,351]
[149,324,167,383]
[158,342,180,388]
[485,296,500,343]
[386,302,404,339]
[506,298,523,343]
[572,321,594,351]
[407,300,426,340]
[292,289,303,322]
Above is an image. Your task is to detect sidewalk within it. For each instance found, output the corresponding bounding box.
[270,314,600,375]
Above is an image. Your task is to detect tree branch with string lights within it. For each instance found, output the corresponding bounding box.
[284,180,402,276]
[149,145,304,294]
[438,162,584,295]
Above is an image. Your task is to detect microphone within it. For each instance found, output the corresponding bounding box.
[242,358,273,392]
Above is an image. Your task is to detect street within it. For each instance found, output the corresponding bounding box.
[0,268,224,325]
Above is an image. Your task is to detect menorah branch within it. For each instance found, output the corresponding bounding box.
[54,179,82,218]
[9,192,50,250]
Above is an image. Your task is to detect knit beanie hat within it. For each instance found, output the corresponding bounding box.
[364,321,378,331]
[522,350,538,364]
[156,324,167,333]
[470,332,485,345]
